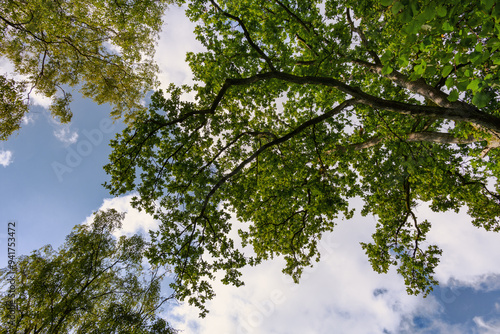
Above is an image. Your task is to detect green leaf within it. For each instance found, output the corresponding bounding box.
[421,7,436,21]
[448,90,459,101]
[392,1,405,14]
[486,38,500,51]
[382,64,394,74]
[405,20,421,34]
[414,60,427,75]
[442,22,454,32]
[436,6,447,17]
[410,1,419,16]
[471,52,483,65]
[398,55,410,67]
[467,79,481,92]
[481,0,495,10]
[381,50,393,63]
[457,80,469,91]
[381,0,393,6]
[0,209,177,333]
[445,77,454,88]
[0,76,29,140]
[441,65,453,77]
[472,91,490,108]
[0,0,167,141]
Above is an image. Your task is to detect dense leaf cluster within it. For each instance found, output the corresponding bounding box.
[0,0,172,140]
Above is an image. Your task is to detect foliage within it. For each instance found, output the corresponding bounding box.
[0,75,28,141]
[0,209,177,333]
[0,0,173,140]
[105,0,500,315]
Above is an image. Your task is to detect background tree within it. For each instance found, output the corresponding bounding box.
[0,0,173,140]
[0,209,177,333]
[0,75,28,140]
[105,0,500,315]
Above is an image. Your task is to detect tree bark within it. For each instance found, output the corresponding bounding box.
[329,131,488,154]
[219,72,500,134]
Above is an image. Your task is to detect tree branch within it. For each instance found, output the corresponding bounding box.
[159,69,500,134]
[330,131,482,154]
[346,9,382,65]
[352,59,462,109]
[259,71,500,133]
[196,99,356,220]
[273,0,311,33]
[209,0,276,71]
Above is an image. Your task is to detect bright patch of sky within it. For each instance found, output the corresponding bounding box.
[0,4,499,334]
[53,126,79,145]
[82,193,159,239]
[0,149,13,167]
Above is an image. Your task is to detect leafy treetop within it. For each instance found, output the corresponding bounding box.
[0,0,173,140]
[0,209,177,334]
[105,0,500,316]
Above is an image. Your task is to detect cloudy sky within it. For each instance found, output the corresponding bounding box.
[1,4,500,334]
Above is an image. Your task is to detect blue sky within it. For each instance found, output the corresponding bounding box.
[0,99,122,258]
[1,4,500,334]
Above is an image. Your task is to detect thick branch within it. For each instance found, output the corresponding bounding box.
[262,71,500,133]
[153,76,265,129]
[331,131,482,153]
[165,71,500,135]
[406,132,479,144]
[352,59,462,109]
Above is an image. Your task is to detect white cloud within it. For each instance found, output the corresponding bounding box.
[155,5,204,97]
[21,113,36,125]
[53,126,79,145]
[420,204,500,285]
[84,193,159,238]
[399,316,470,334]
[166,210,439,334]
[30,94,53,109]
[0,150,13,167]
[474,316,500,334]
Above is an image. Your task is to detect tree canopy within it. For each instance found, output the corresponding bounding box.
[104,0,500,315]
[0,0,172,140]
[0,209,177,333]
